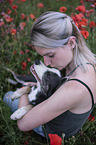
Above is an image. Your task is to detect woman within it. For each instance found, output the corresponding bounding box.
[4,11,96,139]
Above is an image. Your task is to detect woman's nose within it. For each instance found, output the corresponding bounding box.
[43,56,51,66]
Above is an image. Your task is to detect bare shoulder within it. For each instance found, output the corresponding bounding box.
[46,78,87,114]
[49,64,96,114]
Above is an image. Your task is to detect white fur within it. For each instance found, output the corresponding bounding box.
[10,105,32,120]
[34,61,61,80]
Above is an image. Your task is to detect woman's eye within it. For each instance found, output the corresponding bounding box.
[49,55,54,58]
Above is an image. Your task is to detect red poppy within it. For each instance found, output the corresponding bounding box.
[5,15,13,22]
[49,134,62,145]
[80,28,89,39]
[27,58,31,62]
[25,49,29,53]
[12,5,18,10]
[21,13,25,19]
[0,21,4,27]
[7,8,12,14]
[21,61,27,70]
[80,0,84,5]
[94,2,96,6]
[85,0,90,2]
[75,13,84,21]
[89,9,94,13]
[37,3,44,8]
[24,140,29,145]
[30,14,35,19]
[19,22,26,30]
[10,29,16,35]
[20,50,24,54]
[89,21,95,28]
[59,6,67,12]
[78,18,88,28]
[88,114,95,122]
[75,5,86,13]
[17,0,21,3]
[21,0,26,2]
[26,16,29,21]
[13,50,16,55]
[8,0,13,5]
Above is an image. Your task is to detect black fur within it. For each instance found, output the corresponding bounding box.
[30,70,62,106]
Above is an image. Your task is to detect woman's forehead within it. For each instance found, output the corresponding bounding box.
[35,46,56,56]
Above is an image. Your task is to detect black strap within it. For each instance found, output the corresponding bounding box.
[67,78,94,108]
[67,63,96,77]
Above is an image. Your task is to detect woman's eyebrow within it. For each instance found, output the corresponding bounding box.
[43,52,52,56]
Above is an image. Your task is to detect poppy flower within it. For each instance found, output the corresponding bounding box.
[25,49,29,53]
[8,0,13,4]
[10,29,16,35]
[13,50,16,55]
[88,114,95,122]
[80,28,89,39]
[5,16,13,22]
[37,3,44,8]
[21,61,27,70]
[27,58,31,62]
[49,134,62,145]
[89,9,94,13]
[20,50,24,54]
[7,8,12,14]
[21,13,25,19]
[75,5,86,13]
[30,14,35,19]
[0,21,4,27]
[85,0,90,2]
[59,6,67,12]
[80,0,84,5]
[75,13,84,21]
[19,22,26,30]
[94,2,96,6]
[24,140,29,145]
[21,0,26,2]
[78,18,88,28]
[12,5,18,10]
[89,21,95,28]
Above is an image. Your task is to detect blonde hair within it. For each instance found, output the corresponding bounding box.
[30,11,96,71]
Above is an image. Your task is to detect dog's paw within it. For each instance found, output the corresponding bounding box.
[11,86,31,101]
[10,105,32,120]
[28,88,39,103]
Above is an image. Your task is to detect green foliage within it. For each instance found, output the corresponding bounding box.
[0,0,96,144]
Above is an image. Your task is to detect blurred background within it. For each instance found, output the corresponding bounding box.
[0,0,96,145]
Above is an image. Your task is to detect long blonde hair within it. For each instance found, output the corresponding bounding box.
[30,11,96,71]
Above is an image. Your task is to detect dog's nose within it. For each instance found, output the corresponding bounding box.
[35,59,40,65]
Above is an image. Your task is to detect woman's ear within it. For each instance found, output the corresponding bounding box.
[68,36,76,49]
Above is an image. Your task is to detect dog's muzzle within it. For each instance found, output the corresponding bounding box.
[30,60,41,83]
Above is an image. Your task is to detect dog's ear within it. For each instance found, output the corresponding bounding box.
[41,71,61,96]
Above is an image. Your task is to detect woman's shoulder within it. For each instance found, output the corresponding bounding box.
[57,64,96,113]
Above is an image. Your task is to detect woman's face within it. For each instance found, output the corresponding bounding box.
[35,44,74,70]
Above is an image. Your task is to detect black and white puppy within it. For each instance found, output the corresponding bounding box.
[10,60,62,120]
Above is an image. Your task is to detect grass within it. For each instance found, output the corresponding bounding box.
[0,0,96,144]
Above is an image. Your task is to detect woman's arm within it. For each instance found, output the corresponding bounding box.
[17,80,85,132]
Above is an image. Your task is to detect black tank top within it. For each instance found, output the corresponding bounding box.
[44,64,95,139]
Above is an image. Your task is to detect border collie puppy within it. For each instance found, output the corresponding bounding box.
[10,60,62,120]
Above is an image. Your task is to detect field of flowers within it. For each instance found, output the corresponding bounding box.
[0,0,96,145]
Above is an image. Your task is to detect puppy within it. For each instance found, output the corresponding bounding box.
[10,59,62,120]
